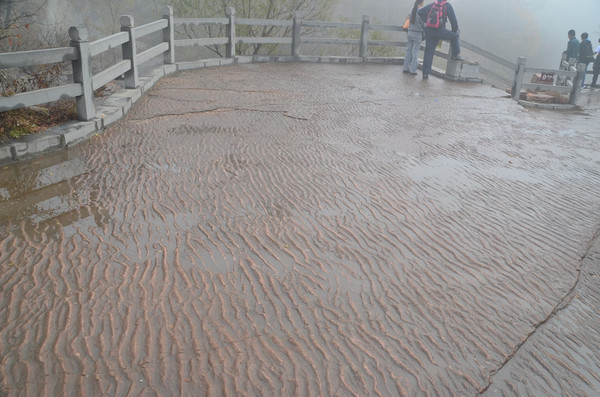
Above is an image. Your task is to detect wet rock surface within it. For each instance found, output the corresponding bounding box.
[1,63,599,396]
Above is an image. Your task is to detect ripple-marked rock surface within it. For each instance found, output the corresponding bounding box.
[1,63,599,396]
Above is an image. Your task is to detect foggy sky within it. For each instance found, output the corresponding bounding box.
[336,0,600,68]
[14,0,600,69]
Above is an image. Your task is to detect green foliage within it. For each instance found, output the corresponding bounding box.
[9,125,32,139]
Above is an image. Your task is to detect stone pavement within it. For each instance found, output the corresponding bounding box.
[1,63,599,396]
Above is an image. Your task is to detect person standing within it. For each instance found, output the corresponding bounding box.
[418,0,462,80]
[403,0,425,75]
[563,29,579,62]
[578,32,594,87]
[590,38,600,88]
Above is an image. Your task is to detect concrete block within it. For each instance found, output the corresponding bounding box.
[103,96,132,114]
[446,60,479,80]
[113,88,142,104]
[152,67,165,79]
[95,106,124,128]
[367,57,402,64]
[220,58,235,66]
[10,142,29,160]
[235,56,253,64]
[138,77,154,93]
[204,59,221,68]
[162,64,177,75]
[275,56,296,63]
[298,56,320,63]
[60,120,99,147]
[177,60,207,71]
[24,134,62,155]
[251,56,271,63]
[461,62,480,79]
[0,145,13,163]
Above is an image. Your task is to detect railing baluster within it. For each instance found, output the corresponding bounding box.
[226,7,236,58]
[69,26,95,121]
[569,63,586,105]
[163,6,175,64]
[292,12,302,58]
[121,15,138,89]
[359,15,370,59]
[512,57,527,101]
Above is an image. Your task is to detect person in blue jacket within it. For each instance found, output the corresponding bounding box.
[563,29,580,62]
[418,0,463,80]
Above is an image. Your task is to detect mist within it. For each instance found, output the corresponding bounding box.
[6,0,600,69]
[335,0,600,68]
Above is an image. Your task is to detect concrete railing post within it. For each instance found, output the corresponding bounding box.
[569,62,586,105]
[292,11,302,58]
[120,15,138,89]
[69,26,95,121]
[162,6,175,64]
[512,56,527,101]
[445,42,456,76]
[226,7,236,58]
[359,15,370,59]
[559,52,568,69]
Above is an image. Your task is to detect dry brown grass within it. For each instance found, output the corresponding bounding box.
[0,99,78,144]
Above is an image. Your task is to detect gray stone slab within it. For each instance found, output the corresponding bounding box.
[95,106,124,128]
[112,88,142,103]
[273,56,295,63]
[60,120,99,147]
[177,60,207,71]
[0,145,13,163]
[138,77,155,94]
[9,142,26,159]
[28,134,61,154]
[204,59,222,68]
[251,55,294,63]
[366,57,402,64]
[151,68,165,82]
[298,56,320,63]
[519,101,576,110]
[162,64,177,75]
[250,56,271,63]
[7,131,62,160]
[235,56,253,64]
[102,96,132,113]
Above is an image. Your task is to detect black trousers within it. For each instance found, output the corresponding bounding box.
[592,59,600,87]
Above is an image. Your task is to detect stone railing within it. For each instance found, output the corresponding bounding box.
[0,6,175,120]
[510,54,585,109]
[0,5,523,124]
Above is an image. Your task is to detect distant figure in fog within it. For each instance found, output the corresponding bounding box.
[418,0,463,80]
[591,38,600,88]
[403,0,425,75]
[578,32,594,87]
[563,29,579,62]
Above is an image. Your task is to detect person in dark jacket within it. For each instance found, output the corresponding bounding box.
[418,0,462,80]
[591,38,600,88]
[578,32,594,87]
[563,29,579,61]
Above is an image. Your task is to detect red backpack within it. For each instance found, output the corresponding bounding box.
[426,0,448,29]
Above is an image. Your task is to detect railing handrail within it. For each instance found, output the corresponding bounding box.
[0,47,78,69]
[236,18,293,27]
